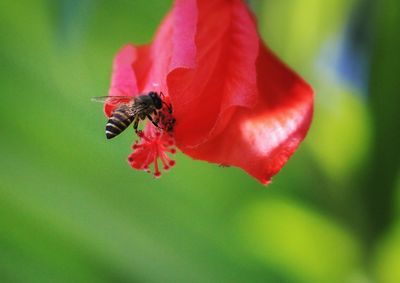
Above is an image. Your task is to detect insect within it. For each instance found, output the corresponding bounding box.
[92,91,172,139]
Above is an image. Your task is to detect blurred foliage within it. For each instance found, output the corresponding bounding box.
[374,226,400,283]
[307,86,371,182]
[237,198,361,283]
[0,0,399,282]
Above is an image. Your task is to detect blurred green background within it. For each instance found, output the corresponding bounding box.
[0,0,399,282]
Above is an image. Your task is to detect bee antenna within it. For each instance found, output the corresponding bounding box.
[162,101,172,113]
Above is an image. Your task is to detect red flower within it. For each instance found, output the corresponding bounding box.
[104,0,314,185]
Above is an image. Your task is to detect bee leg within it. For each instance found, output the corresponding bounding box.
[160,102,171,113]
[165,102,173,114]
[147,114,160,129]
[133,116,140,132]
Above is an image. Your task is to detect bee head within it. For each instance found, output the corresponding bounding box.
[149,91,163,109]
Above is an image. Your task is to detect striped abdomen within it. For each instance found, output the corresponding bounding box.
[106,105,134,139]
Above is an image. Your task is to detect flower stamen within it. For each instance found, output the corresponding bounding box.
[128,117,176,178]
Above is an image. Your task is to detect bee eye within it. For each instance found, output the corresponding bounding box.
[155,97,163,109]
[149,92,163,109]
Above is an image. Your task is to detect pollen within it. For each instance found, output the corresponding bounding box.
[128,125,176,178]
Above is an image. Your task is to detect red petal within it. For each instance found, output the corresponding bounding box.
[109,45,139,97]
[104,45,138,117]
[170,0,197,70]
[141,0,197,92]
[168,0,259,147]
[180,43,314,184]
[105,0,195,117]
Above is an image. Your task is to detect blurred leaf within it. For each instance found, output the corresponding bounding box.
[236,197,362,283]
[307,87,371,182]
[396,173,400,216]
[360,0,400,247]
[374,225,400,283]
[259,0,355,70]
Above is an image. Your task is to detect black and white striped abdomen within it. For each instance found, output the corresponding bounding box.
[106,105,134,139]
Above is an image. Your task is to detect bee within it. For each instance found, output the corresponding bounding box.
[92,91,171,139]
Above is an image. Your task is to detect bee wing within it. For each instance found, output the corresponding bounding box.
[127,102,150,116]
[91,96,135,106]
